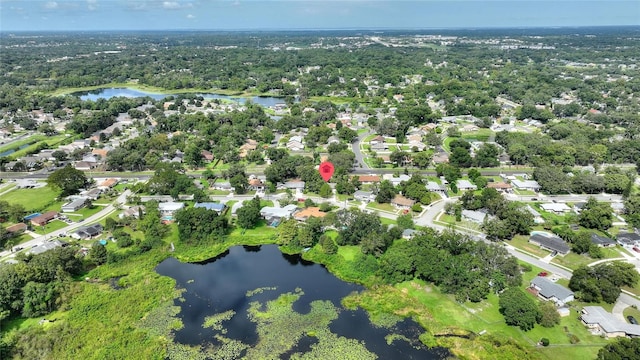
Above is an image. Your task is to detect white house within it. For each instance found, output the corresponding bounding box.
[158,202,184,216]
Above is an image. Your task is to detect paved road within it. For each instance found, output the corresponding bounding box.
[351,130,371,170]
[0,190,131,261]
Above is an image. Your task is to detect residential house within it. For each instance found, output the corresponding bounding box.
[525,205,545,224]
[487,182,512,193]
[357,175,380,184]
[286,136,304,151]
[529,233,570,255]
[591,234,616,248]
[239,139,258,158]
[540,203,572,214]
[201,150,214,162]
[581,306,640,338]
[28,240,65,255]
[426,181,447,193]
[74,161,96,171]
[31,211,58,227]
[408,141,426,151]
[211,181,233,191]
[462,209,488,224]
[456,180,477,191]
[61,198,89,213]
[461,124,479,132]
[71,224,103,240]
[383,174,410,187]
[293,207,327,222]
[326,136,340,145]
[5,223,27,234]
[354,190,375,202]
[249,178,265,191]
[158,202,185,216]
[370,135,385,145]
[282,180,305,191]
[120,205,145,219]
[432,152,449,164]
[140,195,174,203]
[529,276,575,306]
[511,179,541,192]
[91,148,109,160]
[81,188,102,201]
[260,205,299,226]
[194,202,226,214]
[616,232,640,247]
[371,142,389,152]
[391,195,415,210]
[402,229,419,239]
[98,178,118,190]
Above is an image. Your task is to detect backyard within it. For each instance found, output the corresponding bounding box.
[0,186,61,213]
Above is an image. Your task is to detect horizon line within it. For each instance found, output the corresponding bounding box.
[2,24,639,34]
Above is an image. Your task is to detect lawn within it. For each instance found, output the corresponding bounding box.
[0,186,61,212]
[398,280,607,359]
[33,220,69,235]
[509,235,551,258]
[366,202,397,213]
[550,248,624,270]
[337,245,360,261]
[461,128,494,142]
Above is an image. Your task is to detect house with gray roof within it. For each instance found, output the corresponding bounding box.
[461,209,488,224]
[28,240,66,255]
[529,276,574,306]
[616,232,640,247]
[260,205,298,220]
[402,229,419,239]
[511,179,541,191]
[354,190,374,202]
[581,306,640,338]
[426,181,447,193]
[194,202,226,214]
[529,233,570,255]
[456,179,477,191]
[591,234,616,248]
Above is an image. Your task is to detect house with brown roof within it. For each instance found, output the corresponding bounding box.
[239,139,258,158]
[6,223,27,234]
[391,195,416,209]
[370,135,385,145]
[357,175,381,184]
[201,150,214,162]
[98,178,118,189]
[293,207,327,222]
[91,148,109,159]
[31,211,58,227]
[487,182,512,192]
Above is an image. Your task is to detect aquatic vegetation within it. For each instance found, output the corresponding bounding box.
[202,310,235,332]
[138,297,184,337]
[246,287,277,297]
[245,291,377,359]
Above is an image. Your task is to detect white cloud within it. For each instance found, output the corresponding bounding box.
[44,1,58,9]
[186,13,195,19]
[163,1,180,9]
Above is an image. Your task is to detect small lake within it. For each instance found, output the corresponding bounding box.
[75,88,287,107]
[155,245,451,359]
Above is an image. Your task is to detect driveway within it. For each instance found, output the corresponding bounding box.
[351,130,371,170]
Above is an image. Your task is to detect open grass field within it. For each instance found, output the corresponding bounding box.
[33,220,69,235]
[509,235,551,258]
[0,186,61,212]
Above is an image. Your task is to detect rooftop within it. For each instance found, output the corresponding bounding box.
[582,306,640,336]
[530,233,570,254]
[531,276,574,301]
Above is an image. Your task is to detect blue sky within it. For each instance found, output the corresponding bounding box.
[1,1,638,32]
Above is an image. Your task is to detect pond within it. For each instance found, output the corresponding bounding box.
[155,245,451,359]
[75,87,287,107]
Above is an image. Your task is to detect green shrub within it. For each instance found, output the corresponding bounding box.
[540,338,549,346]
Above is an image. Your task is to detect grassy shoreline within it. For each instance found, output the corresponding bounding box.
[1,228,605,359]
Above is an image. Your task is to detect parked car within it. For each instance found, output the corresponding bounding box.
[627,316,638,325]
[538,272,548,277]
[633,247,640,253]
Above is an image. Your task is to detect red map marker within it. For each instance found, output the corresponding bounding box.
[319,161,335,182]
